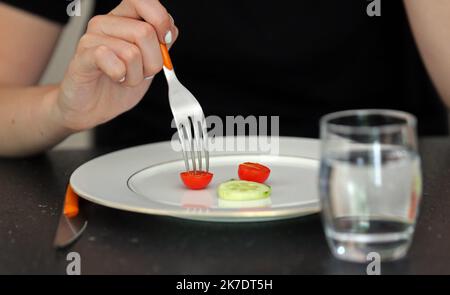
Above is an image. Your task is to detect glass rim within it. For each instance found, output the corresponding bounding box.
[320,109,417,134]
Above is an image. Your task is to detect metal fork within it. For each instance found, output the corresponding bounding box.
[159,44,209,172]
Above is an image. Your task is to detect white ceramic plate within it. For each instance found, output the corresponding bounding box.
[70,137,320,222]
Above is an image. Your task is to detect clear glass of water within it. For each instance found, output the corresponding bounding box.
[319,109,422,262]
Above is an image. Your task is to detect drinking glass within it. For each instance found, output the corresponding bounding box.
[319,109,422,262]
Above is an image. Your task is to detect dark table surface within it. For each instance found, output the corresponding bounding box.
[1,137,450,275]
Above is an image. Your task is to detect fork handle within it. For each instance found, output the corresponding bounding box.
[160,44,174,70]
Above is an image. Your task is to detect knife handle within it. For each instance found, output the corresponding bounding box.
[63,185,79,218]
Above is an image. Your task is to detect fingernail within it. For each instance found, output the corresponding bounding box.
[119,76,126,83]
[144,75,154,80]
[164,30,172,44]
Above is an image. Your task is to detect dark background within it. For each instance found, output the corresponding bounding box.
[2,0,448,148]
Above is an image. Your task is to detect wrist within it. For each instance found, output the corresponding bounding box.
[43,85,79,135]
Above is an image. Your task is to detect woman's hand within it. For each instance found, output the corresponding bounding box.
[55,0,178,131]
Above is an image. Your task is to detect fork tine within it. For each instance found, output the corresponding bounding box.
[183,120,197,172]
[200,117,210,172]
[177,124,190,171]
[193,118,203,171]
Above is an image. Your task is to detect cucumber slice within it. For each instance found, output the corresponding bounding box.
[217,180,272,201]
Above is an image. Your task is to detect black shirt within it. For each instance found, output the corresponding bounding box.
[2,0,448,148]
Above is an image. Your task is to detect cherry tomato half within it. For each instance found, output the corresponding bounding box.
[238,162,271,183]
[180,171,214,190]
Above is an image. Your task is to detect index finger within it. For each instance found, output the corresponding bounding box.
[110,0,172,44]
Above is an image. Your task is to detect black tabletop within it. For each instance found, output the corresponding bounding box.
[1,137,450,275]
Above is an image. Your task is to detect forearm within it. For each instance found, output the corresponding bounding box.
[0,85,73,157]
[404,0,450,107]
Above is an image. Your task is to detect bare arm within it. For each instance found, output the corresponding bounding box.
[0,1,178,157]
[0,4,72,157]
[404,0,450,108]
[0,85,71,157]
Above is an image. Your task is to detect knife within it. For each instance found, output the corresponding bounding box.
[53,185,88,249]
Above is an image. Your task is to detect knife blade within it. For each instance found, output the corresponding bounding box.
[53,185,88,249]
